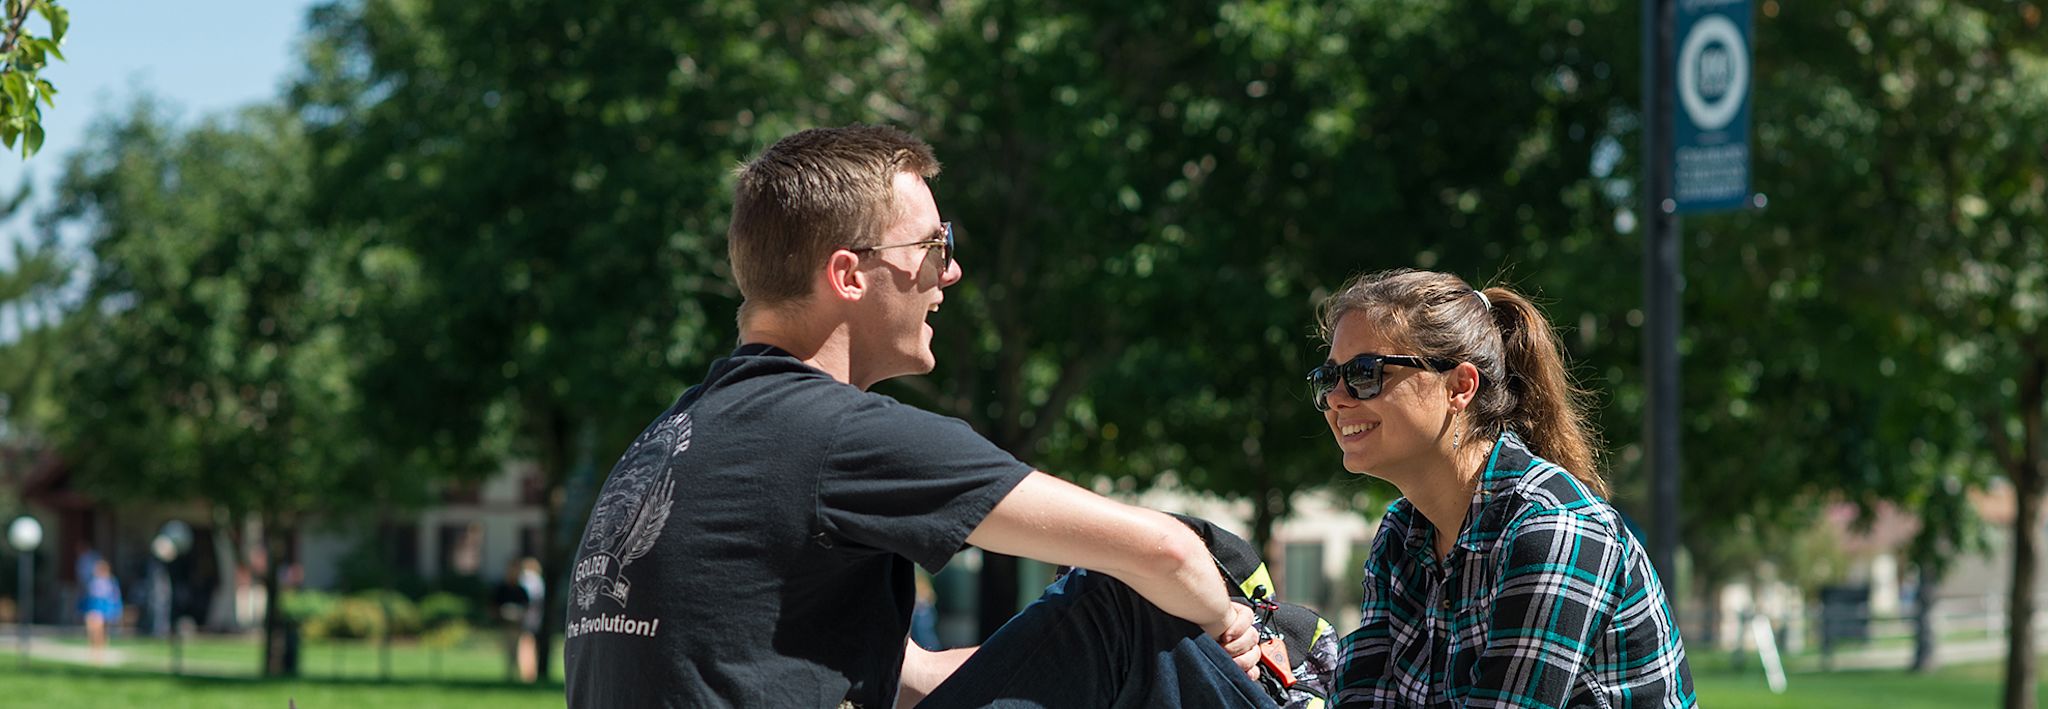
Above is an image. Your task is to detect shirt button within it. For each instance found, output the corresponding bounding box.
[813,532,834,549]
[1441,596,1453,610]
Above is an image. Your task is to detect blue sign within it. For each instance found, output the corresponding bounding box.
[1671,0,1751,214]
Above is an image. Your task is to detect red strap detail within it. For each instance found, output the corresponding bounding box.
[1257,637,1296,688]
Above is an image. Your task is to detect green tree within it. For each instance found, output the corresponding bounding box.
[1678,0,2044,698]
[49,101,408,676]
[0,183,68,439]
[876,0,1655,630]
[0,0,66,156]
[291,0,888,678]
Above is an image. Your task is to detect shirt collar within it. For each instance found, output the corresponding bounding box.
[1477,430,1536,496]
[1396,431,1537,555]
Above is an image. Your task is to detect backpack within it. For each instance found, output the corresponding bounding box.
[1167,513,1339,709]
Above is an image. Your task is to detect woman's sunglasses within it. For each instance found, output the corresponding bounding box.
[1306,353,1459,411]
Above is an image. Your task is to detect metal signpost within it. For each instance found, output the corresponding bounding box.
[155,520,193,675]
[1641,0,1754,617]
[8,516,41,669]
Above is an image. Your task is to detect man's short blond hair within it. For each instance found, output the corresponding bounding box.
[728,126,941,312]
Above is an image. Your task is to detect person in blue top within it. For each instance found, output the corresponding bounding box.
[1308,269,1695,708]
[82,559,122,662]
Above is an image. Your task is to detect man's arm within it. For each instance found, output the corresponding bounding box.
[964,471,1261,674]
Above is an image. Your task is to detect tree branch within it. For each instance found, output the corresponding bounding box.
[1985,404,2019,475]
[0,2,31,58]
[1019,337,1122,455]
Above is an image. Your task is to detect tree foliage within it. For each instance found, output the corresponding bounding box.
[46,100,426,675]
[0,183,67,437]
[11,0,2047,683]
[0,0,66,156]
[291,0,864,679]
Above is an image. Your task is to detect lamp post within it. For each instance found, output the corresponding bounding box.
[154,520,191,675]
[8,516,42,669]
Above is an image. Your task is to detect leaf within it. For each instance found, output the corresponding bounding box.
[1,74,25,110]
[33,78,51,107]
[0,123,15,150]
[24,121,40,155]
[36,2,66,46]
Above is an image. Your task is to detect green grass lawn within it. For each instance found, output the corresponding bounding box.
[8,633,2048,707]
[37,633,561,682]
[0,659,561,708]
[1,634,564,708]
[1695,657,2048,708]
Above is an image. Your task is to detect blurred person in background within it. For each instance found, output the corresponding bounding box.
[82,559,122,663]
[909,571,940,651]
[518,557,545,682]
[496,558,536,682]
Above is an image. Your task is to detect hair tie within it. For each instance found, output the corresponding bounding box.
[1473,289,1491,311]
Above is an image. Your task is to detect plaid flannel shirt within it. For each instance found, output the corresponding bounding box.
[1335,432,1695,708]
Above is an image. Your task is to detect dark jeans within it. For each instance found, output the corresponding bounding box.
[917,569,1279,709]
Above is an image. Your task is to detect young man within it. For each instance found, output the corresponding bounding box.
[564,126,1274,708]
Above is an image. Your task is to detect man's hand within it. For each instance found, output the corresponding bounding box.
[1204,601,1263,681]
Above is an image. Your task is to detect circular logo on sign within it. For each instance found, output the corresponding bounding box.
[1677,14,1748,132]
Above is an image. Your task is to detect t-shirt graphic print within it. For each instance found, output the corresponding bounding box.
[569,412,685,635]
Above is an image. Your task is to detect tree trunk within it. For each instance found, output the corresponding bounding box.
[2001,351,2044,709]
[1696,571,1721,652]
[532,402,573,684]
[260,518,296,677]
[1912,563,1940,673]
[975,553,1021,641]
[1252,486,1278,568]
[1250,428,1277,557]
[2003,472,2040,709]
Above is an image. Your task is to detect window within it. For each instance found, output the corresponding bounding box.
[439,522,484,576]
[1285,542,1329,612]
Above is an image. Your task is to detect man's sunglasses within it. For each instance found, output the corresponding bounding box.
[851,221,954,275]
[1306,353,1459,411]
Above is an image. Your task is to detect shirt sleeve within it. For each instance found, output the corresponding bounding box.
[817,394,1033,574]
[1334,510,1404,706]
[1467,509,1626,709]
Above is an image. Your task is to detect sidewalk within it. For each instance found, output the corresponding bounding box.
[0,624,244,676]
[1824,637,2010,671]
[0,628,131,666]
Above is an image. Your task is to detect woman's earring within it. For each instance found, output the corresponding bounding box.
[1453,429,1464,450]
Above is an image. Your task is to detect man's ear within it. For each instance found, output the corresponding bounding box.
[1447,361,1481,412]
[822,249,867,302]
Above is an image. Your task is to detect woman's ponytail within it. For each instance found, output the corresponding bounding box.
[1483,287,1606,497]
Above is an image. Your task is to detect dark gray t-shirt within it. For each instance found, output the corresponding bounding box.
[565,344,1033,708]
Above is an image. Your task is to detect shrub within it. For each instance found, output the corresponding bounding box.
[353,590,422,638]
[419,592,473,629]
[420,619,472,650]
[284,590,339,639]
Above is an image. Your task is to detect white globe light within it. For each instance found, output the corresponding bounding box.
[160,520,194,555]
[8,516,41,552]
[152,535,178,563]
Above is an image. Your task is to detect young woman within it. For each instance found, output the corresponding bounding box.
[1312,269,1695,708]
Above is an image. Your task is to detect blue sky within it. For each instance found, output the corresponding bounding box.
[0,0,322,262]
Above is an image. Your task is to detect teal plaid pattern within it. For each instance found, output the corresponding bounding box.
[1335,432,1696,708]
